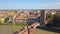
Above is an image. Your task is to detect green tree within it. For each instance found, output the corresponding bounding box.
[0,20,1,25]
[46,13,60,27]
[48,14,54,18]
[4,16,9,22]
[52,13,60,27]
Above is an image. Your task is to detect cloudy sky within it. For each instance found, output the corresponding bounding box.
[0,0,60,9]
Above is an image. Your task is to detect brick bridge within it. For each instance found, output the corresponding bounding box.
[17,10,47,34]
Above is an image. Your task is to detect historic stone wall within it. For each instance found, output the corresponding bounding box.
[17,22,40,34]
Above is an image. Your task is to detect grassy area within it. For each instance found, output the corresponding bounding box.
[0,24,27,34]
[15,23,27,26]
[35,29,59,34]
[0,24,60,34]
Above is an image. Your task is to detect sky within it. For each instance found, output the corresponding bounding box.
[0,0,60,9]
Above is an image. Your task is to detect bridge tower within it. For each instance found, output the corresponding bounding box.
[40,10,46,27]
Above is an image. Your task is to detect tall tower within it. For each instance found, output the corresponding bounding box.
[40,10,46,26]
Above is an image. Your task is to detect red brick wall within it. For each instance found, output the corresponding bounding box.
[17,22,39,34]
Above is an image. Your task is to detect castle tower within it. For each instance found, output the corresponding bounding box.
[40,10,46,26]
